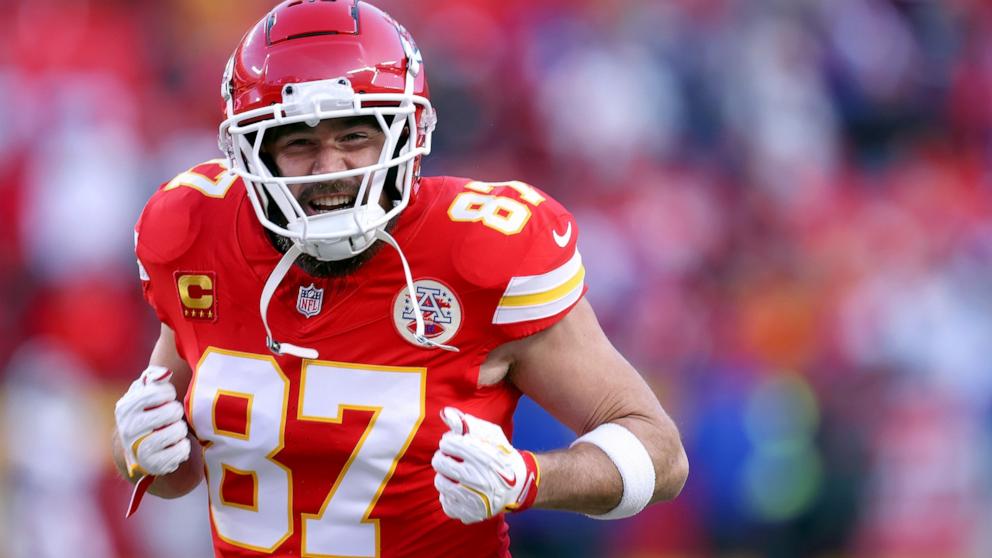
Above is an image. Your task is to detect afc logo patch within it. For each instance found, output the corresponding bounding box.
[175,272,217,322]
[392,279,462,347]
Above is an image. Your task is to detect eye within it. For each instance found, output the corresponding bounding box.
[280,137,315,149]
[341,132,369,142]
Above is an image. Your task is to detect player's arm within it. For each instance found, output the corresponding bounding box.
[504,298,688,514]
[432,299,687,522]
[112,324,203,498]
[432,180,685,522]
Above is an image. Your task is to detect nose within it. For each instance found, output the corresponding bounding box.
[311,145,349,175]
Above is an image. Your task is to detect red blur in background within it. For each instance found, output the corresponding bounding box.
[2,1,992,557]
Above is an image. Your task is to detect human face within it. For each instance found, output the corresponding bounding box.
[263,116,388,215]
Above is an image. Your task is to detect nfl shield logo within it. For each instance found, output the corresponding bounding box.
[296,284,324,318]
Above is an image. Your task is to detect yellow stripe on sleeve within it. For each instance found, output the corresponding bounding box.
[497,266,585,308]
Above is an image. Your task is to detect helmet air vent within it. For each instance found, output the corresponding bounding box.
[267,1,358,45]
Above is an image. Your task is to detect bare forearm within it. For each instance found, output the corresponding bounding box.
[533,415,688,514]
[503,300,689,516]
[112,430,204,498]
[532,443,621,514]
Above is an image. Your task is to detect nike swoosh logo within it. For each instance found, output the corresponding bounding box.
[552,222,572,248]
[497,470,517,487]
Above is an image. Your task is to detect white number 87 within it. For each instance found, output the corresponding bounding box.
[189,349,426,557]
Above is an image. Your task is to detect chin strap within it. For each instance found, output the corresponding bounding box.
[260,244,319,359]
[259,234,459,359]
[376,229,459,352]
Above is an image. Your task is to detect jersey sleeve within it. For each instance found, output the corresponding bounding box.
[490,232,585,340]
[447,179,587,342]
[133,159,232,331]
[492,192,586,340]
[133,225,170,328]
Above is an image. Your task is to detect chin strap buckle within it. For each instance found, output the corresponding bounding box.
[266,335,319,360]
[414,334,459,353]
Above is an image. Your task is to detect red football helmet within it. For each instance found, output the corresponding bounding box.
[218,0,435,261]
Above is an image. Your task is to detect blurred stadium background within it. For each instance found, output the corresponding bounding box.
[2,0,992,556]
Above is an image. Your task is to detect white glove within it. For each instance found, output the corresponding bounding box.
[432,407,540,524]
[115,365,190,478]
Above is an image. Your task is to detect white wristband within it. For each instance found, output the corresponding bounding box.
[570,422,656,520]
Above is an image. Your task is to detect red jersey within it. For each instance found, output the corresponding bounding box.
[134,160,586,558]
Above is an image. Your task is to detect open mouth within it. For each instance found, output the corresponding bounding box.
[307,193,356,215]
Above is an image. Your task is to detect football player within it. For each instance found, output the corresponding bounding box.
[112,1,688,556]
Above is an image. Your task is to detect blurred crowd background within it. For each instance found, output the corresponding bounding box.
[2,0,992,556]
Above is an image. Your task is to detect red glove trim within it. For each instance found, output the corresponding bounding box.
[507,451,540,513]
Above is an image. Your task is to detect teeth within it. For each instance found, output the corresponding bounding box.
[311,194,354,209]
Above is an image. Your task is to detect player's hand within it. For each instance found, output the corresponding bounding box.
[114,365,190,478]
[432,407,539,524]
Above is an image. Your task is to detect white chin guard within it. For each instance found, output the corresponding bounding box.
[287,204,387,261]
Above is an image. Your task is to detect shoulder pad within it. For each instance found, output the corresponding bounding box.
[442,178,579,289]
[136,159,241,264]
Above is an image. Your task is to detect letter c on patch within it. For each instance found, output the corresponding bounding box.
[178,275,214,309]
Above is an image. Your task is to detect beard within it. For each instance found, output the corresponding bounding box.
[263,179,395,278]
[266,227,389,278]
